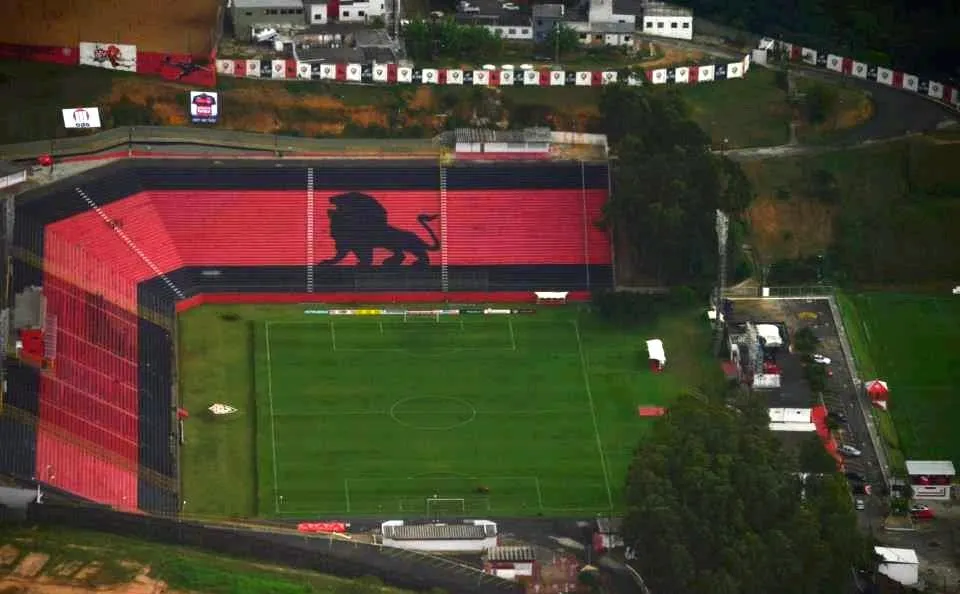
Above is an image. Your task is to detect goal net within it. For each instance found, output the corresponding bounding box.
[426,497,466,518]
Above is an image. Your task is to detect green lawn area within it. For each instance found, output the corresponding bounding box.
[0,60,125,144]
[1,526,414,594]
[179,304,718,518]
[837,292,960,470]
[679,68,791,148]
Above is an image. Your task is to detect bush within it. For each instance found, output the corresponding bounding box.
[592,288,701,326]
[793,327,819,354]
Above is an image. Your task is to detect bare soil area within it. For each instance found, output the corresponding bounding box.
[0,0,220,55]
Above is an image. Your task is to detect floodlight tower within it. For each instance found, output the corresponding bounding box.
[713,209,730,355]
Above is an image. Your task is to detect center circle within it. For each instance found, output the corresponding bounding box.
[389,397,477,431]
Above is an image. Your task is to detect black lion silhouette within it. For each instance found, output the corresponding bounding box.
[319,192,440,267]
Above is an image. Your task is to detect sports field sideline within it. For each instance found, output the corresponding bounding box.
[178,304,718,518]
[839,292,960,468]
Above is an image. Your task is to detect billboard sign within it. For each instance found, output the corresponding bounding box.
[79,42,137,72]
[61,107,102,129]
[189,91,219,124]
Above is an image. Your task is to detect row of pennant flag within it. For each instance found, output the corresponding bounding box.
[778,41,959,107]
[213,40,960,111]
[214,55,751,86]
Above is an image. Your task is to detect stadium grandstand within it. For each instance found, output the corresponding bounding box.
[0,157,612,514]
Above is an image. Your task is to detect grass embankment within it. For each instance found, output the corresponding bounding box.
[836,292,960,474]
[1,58,797,148]
[179,304,718,518]
[742,137,960,281]
[0,526,416,594]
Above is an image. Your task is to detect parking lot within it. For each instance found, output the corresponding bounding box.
[725,297,885,532]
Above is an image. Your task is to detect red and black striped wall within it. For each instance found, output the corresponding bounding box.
[3,159,612,513]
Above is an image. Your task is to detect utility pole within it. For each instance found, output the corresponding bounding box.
[554,21,560,64]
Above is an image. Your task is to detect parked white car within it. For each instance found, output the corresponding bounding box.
[839,444,862,457]
[812,354,832,365]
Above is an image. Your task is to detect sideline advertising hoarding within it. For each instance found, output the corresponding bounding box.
[79,42,137,72]
[189,91,219,124]
[61,107,102,129]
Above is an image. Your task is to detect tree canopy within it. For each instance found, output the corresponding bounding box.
[402,20,504,63]
[674,0,958,77]
[599,85,752,285]
[622,392,868,594]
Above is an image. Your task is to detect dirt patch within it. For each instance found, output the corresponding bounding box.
[13,553,49,578]
[747,196,834,260]
[71,562,101,582]
[408,88,435,111]
[0,545,19,567]
[637,46,707,69]
[0,0,220,54]
[51,561,83,578]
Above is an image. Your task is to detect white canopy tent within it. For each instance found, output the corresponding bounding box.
[755,324,783,348]
[646,339,666,366]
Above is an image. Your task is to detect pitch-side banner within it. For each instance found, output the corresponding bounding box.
[79,42,137,72]
[189,91,219,124]
[61,107,102,129]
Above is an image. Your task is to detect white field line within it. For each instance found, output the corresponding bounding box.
[572,320,614,511]
[508,318,517,351]
[264,321,282,514]
[329,321,338,351]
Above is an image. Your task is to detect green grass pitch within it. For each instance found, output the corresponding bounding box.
[178,304,718,518]
[838,292,960,466]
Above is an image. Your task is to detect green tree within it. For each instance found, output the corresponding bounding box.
[804,83,840,125]
[792,327,819,355]
[623,393,866,594]
[598,85,753,285]
[541,24,580,60]
[798,433,837,473]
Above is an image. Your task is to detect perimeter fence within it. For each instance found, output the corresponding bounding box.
[24,501,522,594]
[0,126,439,161]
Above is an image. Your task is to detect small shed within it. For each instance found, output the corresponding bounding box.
[769,407,815,432]
[0,161,28,190]
[646,339,666,372]
[906,460,956,500]
[483,546,538,581]
[453,128,551,154]
[875,546,919,586]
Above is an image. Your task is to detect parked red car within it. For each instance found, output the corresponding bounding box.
[910,505,935,520]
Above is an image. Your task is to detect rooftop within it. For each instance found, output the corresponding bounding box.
[905,460,956,476]
[383,523,497,541]
[233,0,304,8]
[457,13,532,26]
[484,546,537,562]
[0,161,26,177]
[875,547,919,565]
[585,21,636,33]
[454,128,553,143]
[595,516,622,534]
[533,3,565,18]
[642,1,692,17]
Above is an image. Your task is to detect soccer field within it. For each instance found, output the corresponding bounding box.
[178,304,717,518]
[839,292,960,466]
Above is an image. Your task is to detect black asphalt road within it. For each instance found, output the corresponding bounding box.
[779,299,885,532]
[792,66,957,142]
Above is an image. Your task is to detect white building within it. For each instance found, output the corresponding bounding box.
[380,520,499,553]
[640,2,693,40]
[906,460,956,501]
[483,546,538,580]
[337,0,386,23]
[875,547,919,587]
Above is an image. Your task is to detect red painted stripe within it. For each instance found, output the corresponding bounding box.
[0,42,78,65]
[176,291,591,312]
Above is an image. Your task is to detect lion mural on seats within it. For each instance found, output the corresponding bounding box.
[319,192,440,267]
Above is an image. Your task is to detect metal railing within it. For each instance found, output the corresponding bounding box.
[0,127,439,161]
[721,285,836,299]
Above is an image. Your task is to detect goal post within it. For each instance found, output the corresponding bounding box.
[426,497,467,520]
[403,311,441,323]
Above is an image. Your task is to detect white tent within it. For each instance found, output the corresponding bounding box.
[755,324,783,348]
[646,339,666,366]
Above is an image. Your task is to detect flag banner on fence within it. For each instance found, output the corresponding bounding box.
[61,107,102,129]
[189,91,219,124]
[79,42,136,71]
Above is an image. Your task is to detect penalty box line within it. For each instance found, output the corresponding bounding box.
[341,475,544,513]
